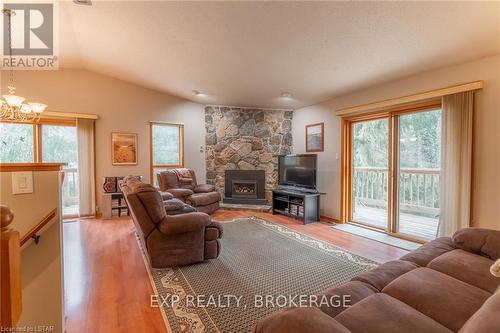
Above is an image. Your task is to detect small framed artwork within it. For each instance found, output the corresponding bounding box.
[112,132,138,165]
[305,123,324,152]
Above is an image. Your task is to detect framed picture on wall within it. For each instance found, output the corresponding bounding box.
[111,132,138,165]
[305,123,324,152]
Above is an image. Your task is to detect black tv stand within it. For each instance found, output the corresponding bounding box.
[272,189,320,224]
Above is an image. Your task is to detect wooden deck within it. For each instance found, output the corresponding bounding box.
[353,205,439,240]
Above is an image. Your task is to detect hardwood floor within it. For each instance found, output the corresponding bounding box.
[63,211,408,333]
[63,218,167,333]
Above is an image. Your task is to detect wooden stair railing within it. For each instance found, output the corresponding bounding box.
[20,208,57,246]
[1,205,22,328]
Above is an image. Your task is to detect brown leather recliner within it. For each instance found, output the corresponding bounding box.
[157,168,221,215]
[121,177,223,268]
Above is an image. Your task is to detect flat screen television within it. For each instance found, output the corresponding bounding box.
[278,154,317,189]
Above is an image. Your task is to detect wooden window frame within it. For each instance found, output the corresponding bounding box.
[149,121,185,184]
[340,100,442,243]
[1,119,76,163]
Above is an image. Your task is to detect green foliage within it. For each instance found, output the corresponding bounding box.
[353,110,441,169]
[42,125,78,168]
[0,123,78,168]
[399,110,441,169]
[353,119,388,167]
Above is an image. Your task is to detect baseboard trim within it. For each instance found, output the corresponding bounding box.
[320,215,341,223]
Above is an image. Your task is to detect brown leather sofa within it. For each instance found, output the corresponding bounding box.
[121,177,223,268]
[157,168,221,215]
[158,190,197,215]
[255,228,500,333]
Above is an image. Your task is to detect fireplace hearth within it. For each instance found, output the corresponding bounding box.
[224,170,267,205]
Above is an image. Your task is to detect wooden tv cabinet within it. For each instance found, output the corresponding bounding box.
[271,189,320,224]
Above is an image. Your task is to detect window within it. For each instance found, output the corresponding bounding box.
[342,101,442,242]
[0,120,79,217]
[150,122,184,186]
[0,122,35,163]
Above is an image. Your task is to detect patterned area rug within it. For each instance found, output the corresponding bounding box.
[140,217,378,333]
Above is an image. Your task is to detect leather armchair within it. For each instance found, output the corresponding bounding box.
[157,168,221,215]
[121,177,222,267]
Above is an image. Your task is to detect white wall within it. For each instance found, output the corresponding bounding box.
[1,69,206,212]
[292,99,341,218]
[293,54,500,229]
[0,170,63,332]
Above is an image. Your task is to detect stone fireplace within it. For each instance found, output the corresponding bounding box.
[205,106,293,203]
[224,170,267,205]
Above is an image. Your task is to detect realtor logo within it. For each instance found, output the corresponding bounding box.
[2,2,59,69]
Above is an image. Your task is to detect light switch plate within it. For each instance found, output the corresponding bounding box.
[12,171,34,194]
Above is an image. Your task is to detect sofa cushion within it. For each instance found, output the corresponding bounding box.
[459,290,500,333]
[351,260,419,291]
[452,228,500,261]
[335,293,451,333]
[400,237,455,267]
[382,267,491,332]
[188,192,222,206]
[163,198,185,211]
[159,191,174,200]
[428,249,499,293]
[254,307,351,333]
[168,188,194,199]
[317,281,378,318]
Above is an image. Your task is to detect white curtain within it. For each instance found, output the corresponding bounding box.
[438,91,474,237]
[77,119,96,217]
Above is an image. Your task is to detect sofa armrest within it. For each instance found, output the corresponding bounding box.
[158,212,211,235]
[205,221,224,240]
[166,188,194,199]
[452,228,500,260]
[207,221,223,237]
[194,184,216,193]
[253,307,350,333]
[159,191,174,200]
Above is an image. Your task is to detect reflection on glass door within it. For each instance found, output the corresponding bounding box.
[352,118,389,229]
[396,110,441,240]
[42,125,79,217]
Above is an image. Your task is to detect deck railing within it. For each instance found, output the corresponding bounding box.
[353,167,440,217]
[62,168,79,214]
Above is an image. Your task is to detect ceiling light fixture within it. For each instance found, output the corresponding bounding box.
[281,92,292,98]
[1,9,47,122]
[192,90,206,96]
[73,0,93,6]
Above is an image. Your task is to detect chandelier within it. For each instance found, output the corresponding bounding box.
[1,9,47,122]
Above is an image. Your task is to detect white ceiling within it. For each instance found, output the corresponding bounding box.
[59,1,500,109]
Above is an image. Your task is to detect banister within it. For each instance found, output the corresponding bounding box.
[20,208,58,246]
[1,205,22,328]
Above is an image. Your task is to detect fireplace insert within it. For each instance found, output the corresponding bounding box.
[224,170,267,205]
[232,180,257,198]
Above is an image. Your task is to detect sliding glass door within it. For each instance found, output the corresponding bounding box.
[351,118,389,230]
[345,104,442,241]
[41,124,79,217]
[395,110,441,240]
